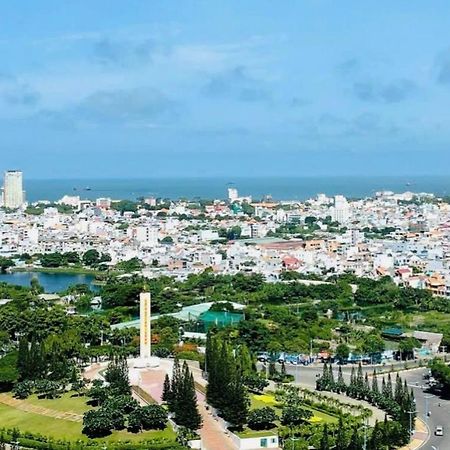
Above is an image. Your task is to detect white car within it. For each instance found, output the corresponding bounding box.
[435,426,444,436]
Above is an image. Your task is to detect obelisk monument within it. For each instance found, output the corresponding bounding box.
[140,291,151,360]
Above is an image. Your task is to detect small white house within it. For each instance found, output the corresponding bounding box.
[229,432,279,449]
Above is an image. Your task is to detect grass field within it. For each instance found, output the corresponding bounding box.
[25,391,91,414]
[0,396,175,443]
[250,393,338,425]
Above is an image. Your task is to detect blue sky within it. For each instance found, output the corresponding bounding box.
[1,1,450,178]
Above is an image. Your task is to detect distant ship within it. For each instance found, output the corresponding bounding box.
[84,186,92,191]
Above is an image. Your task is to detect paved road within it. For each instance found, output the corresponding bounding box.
[403,368,449,450]
[258,360,425,388]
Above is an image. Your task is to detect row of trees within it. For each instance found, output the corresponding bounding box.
[39,250,111,268]
[317,363,416,447]
[17,336,75,382]
[314,417,408,450]
[162,358,202,431]
[205,335,252,430]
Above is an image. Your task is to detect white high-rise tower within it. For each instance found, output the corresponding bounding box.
[3,170,25,209]
[228,187,238,202]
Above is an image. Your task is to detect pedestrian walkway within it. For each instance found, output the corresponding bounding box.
[135,360,238,450]
[138,368,166,403]
[0,393,83,422]
[399,418,429,450]
[196,391,237,450]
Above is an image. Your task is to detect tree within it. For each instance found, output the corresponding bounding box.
[104,357,130,396]
[398,338,420,360]
[13,380,33,399]
[222,370,249,430]
[82,249,100,267]
[394,374,404,405]
[243,374,269,393]
[347,427,362,450]
[320,424,330,450]
[103,395,139,415]
[248,407,277,430]
[116,258,144,272]
[87,379,109,406]
[0,352,18,390]
[335,343,350,363]
[162,373,172,404]
[82,408,113,438]
[355,363,365,399]
[17,337,30,381]
[371,370,380,403]
[139,404,168,430]
[386,374,393,401]
[30,277,44,294]
[0,257,14,273]
[281,404,312,427]
[336,365,346,394]
[168,360,201,431]
[335,416,347,450]
[429,358,450,396]
[368,421,385,450]
[362,335,385,360]
[177,367,202,431]
[127,409,142,433]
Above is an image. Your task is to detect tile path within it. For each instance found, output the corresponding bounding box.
[399,418,429,450]
[0,393,83,422]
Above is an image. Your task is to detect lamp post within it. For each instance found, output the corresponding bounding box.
[407,409,416,438]
[362,417,368,450]
[424,394,434,425]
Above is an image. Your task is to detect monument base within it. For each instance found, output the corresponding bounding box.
[131,356,161,369]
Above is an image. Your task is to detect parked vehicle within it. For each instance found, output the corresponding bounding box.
[435,426,444,436]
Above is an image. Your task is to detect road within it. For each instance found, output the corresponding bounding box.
[259,361,449,448]
[403,368,448,450]
[258,360,424,388]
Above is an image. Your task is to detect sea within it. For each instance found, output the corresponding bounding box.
[24,176,450,203]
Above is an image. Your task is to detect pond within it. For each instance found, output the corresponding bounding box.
[0,271,99,293]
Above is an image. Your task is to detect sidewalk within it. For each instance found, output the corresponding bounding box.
[399,418,429,450]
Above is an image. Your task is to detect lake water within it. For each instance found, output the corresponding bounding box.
[0,272,98,293]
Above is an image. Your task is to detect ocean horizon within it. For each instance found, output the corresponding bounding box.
[24,175,450,203]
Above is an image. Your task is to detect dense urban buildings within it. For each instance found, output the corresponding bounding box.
[2,178,450,300]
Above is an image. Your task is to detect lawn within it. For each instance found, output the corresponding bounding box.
[250,393,338,425]
[25,391,91,414]
[0,399,175,443]
[235,427,278,438]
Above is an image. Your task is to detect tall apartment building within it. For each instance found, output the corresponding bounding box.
[331,195,351,224]
[3,170,25,209]
[228,187,238,202]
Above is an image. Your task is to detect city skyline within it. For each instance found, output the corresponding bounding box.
[1,1,450,178]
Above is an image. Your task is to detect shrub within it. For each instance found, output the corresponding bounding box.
[247,407,277,431]
[13,381,33,399]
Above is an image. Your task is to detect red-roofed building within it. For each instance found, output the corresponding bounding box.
[282,256,301,270]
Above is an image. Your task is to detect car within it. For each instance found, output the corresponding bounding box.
[435,426,444,436]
